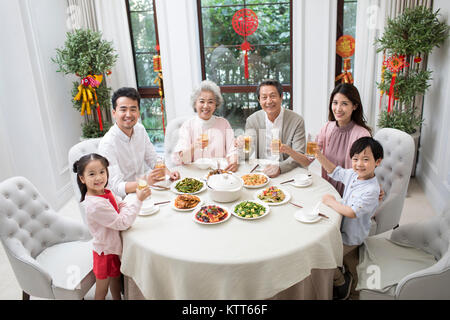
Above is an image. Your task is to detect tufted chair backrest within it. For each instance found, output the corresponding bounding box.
[0,176,92,259]
[372,128,415,234]
[68,138,101,223]
[164,115,191,168]
[391,207,450,261]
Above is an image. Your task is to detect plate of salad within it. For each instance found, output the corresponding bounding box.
[231,200,270,220]
[254,185,290,206]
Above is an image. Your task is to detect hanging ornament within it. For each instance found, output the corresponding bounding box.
[232,8,259,79]
[378,51,387,111]
[73,74,105,131]
[335,35,355,84]
[383,54,409,113]
[153,49,166,135]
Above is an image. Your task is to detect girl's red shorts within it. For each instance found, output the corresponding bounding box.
[93,251,121,279]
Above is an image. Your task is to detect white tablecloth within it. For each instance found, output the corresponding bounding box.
[120,160,343,299]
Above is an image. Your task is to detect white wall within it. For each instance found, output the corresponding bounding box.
[416,0,450,213]
[0,0,81,210]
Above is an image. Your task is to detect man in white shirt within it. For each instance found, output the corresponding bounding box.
[98,87,180,199]
[244,79,306,178]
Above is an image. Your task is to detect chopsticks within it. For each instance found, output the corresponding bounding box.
[154,200,170,205]
[289,201,303,208]
[249,164,259,173]
[318,213,329,219]
[280,179,294,184]
[150,184,170,190]
[289,201,329,219]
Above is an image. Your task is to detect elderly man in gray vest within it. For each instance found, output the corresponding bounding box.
[243,79,306,178]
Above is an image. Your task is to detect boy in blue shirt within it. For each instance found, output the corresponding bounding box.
[315,136,383,300]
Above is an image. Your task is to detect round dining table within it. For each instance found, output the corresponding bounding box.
[120,159,343,300]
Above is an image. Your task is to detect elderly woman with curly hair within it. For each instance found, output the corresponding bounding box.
[171,80,238,171]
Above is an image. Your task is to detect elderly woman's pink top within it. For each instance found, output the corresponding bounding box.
[172,115,237,165]
[317,121,371,196]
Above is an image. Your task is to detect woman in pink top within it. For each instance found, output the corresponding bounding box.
[280,84,372,196]
[73,153,150,300]
[172,80,238,171]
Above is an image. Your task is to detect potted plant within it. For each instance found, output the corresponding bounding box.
[375,6,449,175]
[52,29,118,138]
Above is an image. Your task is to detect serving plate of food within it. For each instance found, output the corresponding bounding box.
[240,173,270,189]
[170,177,206,195]
[193,203,231,225]
[254,185,291,206]
[231,200,270,220]
[171,194,203,211]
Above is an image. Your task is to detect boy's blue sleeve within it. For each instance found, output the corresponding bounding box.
[328,166,353,183]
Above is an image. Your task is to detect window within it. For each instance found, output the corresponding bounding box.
[335,0,357,83]
[126,0,165,152]
[197,0,292,131]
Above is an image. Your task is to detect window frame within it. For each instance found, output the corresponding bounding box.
[125,0,161,99]
[196,0,293,106]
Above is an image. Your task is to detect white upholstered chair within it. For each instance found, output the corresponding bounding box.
[0,176,95,300]
[357,207,450,299]
[164,115,191,168]
[370,128,415,235]
[68,138,101,224]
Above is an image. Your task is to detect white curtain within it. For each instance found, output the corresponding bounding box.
[65,0,137,92]
[353,0,432,133]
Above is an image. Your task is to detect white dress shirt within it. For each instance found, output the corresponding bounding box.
[264,108,284,159]
[98,123,158,198]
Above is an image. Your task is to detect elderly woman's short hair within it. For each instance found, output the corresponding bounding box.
[190,80,224,111]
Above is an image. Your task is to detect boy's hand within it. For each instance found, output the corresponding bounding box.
[322,194,336,206]
[136,185,151,201]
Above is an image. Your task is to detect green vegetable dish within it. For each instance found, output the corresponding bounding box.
[234,201,266,219]
[175,178,204,193]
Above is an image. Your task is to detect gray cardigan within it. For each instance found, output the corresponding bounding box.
[245,109,306,173]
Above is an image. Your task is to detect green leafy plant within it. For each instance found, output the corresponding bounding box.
[52,29,118,138]
[375,6,449,134]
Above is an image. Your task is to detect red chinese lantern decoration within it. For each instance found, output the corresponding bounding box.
[383,54,409,113]
[232,8,258,79]
[153,44,165,135]
[335,35,355,84]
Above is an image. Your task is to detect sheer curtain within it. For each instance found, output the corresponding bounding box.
[66,0,137,92]
[353,0,432,132]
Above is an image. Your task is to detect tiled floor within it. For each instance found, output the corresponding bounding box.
[0,173,437,300]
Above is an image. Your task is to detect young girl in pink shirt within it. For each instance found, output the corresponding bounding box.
[73,153,150,300]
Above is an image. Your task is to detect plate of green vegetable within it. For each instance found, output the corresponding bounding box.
[170,177,206,194]
[231,200,270,220]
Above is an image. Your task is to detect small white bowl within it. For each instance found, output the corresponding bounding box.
[194,158,212,170]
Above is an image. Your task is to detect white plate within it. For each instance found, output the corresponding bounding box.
[231,200,270,220]
[294,209,321,223]
[139,201,160,216]
[170,178,206,195]
[192,204,231,225]
[254,186,291,206]
[290,179,313,188]
[241,173,270,189]
[171,197,204,212]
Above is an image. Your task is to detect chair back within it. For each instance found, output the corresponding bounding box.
[68,138,101,223]
[391,207,450,261]
[164,115,191,167]
[0,176,91,298]
[372,128,415,234]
